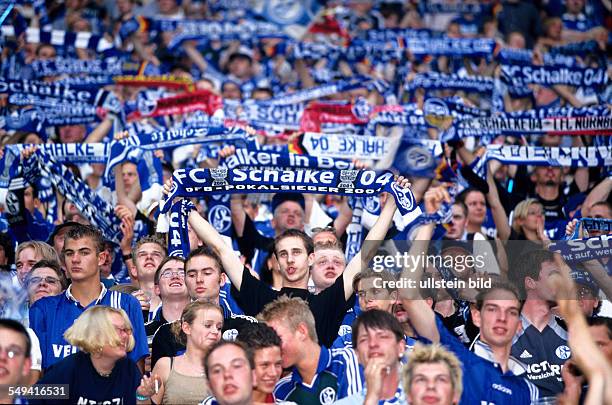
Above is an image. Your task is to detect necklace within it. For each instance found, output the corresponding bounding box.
[93,363,113,377]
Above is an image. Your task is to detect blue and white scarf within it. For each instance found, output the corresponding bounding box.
[31,57,140,77]
[220,147,356,171]
[104,126,254,178]
[495,48,577,67]
[443,115,612,140]
[0,78,100,103]
[345,197,364,262]
[405,72,495,95]
[477,145,612,174]
[269,76,380,105]
[21,150,122,243]
[295,132,396,163]
[161,168,422,223]
[549,234,611,264]
[500,64,608,88]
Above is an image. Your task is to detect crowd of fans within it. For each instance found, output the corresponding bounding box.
[0,0,611,404]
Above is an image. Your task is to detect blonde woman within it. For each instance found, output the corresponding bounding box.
[510,198,549,242]
[35,306,156,404]
[150,301,223,404]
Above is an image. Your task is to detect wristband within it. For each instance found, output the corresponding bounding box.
[136,394,149,401]
[122,253,132,261]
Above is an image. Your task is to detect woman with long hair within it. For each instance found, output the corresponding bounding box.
[150,300,223,404]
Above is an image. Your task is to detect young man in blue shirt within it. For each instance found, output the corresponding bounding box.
[29,224,149,372]
[335,309,408,405]
[399,185,540,404]
[258,296,362,404]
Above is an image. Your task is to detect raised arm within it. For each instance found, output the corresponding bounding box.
[187,209,245,290]
[486,159,511,241]
[342,177,409,301]
[399,186,452,343]
[549,254,612,405]
[582,177,612,217]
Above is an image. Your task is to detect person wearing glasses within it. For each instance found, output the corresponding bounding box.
[150,301,223,404]
[144,257,190,339]
[29,224,149,373]
[0,319,32,404]
[26,260,66,305]
[35,306,153,404]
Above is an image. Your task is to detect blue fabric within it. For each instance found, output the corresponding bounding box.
[428,316,539,404]
[274,346,363,403]
[29,287,149,370]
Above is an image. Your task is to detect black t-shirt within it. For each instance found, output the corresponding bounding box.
[151,313,257,367]
[34,351,141,404]
[230,267,355,348]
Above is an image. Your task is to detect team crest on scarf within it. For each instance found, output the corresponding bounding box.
[424,98,453,129]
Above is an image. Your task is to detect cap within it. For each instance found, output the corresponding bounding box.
[570,270,599,295]
[271,193,305,214]
[46,221,81,245]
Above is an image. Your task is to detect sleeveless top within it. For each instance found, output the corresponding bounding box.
[162,356,210,404]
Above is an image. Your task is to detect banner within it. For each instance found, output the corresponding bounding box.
[31,57,141,77]
[161,168,422,223]
[484,145,612,167]
[501,65,608,88]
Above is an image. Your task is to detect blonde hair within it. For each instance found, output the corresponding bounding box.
[402,343,463,399]
[171,300,223,345]
[16,241,60,264]
[511,198,543,234]
[257,296,318,344]
[64,306,135,354]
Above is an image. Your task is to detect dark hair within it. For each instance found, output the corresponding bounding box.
[452,200,468,217]
[475,281,524,312]
[204,340,254,378]
[154,256,185,284]
[64,223,104,253]
[513,250,555,296]
[274,229,314,256]
[0,233,15,267]
[351,309,404,349]
[587,317,612,339]
[456,188,486,205]
[185,245,224,274]
[237,323,281,352]
[0,319,32,357]
[31,259,67,289]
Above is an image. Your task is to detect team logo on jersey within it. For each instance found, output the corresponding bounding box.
[338,325,352,336]
[223,329,239,341]
[555,345,571,360]
[319,387,336,404]
[209,205,232,233]
[519,349,533,359]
